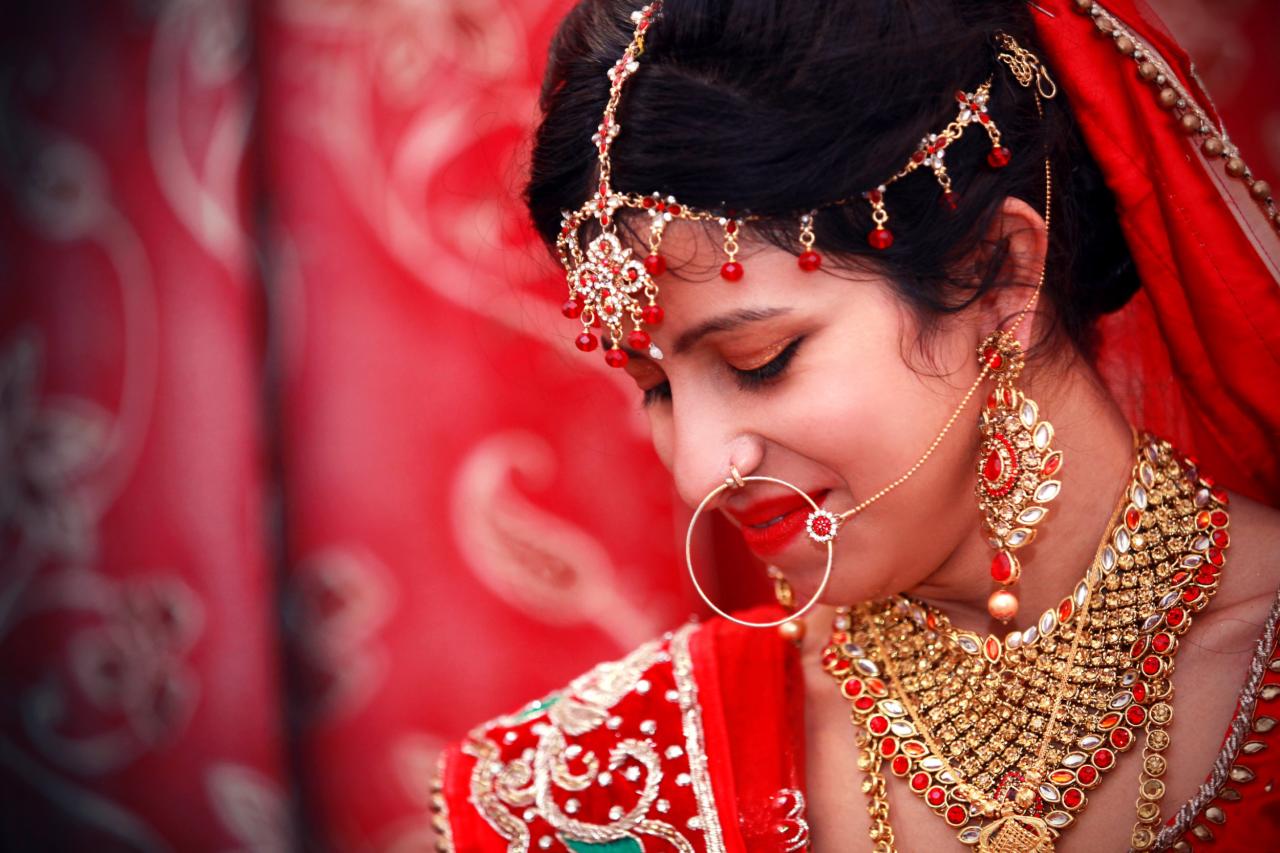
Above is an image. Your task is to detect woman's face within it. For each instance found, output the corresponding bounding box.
[617,211,1037,606]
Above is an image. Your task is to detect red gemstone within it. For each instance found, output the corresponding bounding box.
[841,677,864,699]
[911,150,926,164]
[911,772,929,792]
[798,250,822,271]
[1195,511,1212,530]
[1126,705,1147,726]
[1058,598,1073,623]
[867,678,888,696]
[644,253,667,276]
[854,695,876,711]
[1207,548,1225,567]
[642,197,655,208]
[1125,508,1141,531]
[1211,510,1229,527]
[1130,637,1148,658]
[880,737,898,757]
[604,347,628,368]
[946,805,968,826]
[983,449,1004,483]
[867,189,883,204]
[720,261,744,281]
[1182,586,1203,604]
[891,755,910,775]
[1043,452,1062,476]
[926,786,946,806]
[642,304,664,325]
[562,298,583,319]
[1141,655,1162,677]
[1131,683,1147,704]
[668,204,682,215]
[1211,529,1230,548]
[1111,727,1133,749]
[725,220,737,234]
[1077,765,1099,785]
[627,329,651,350]
[982,346,1003,369]
[941,190,960,211]
[575,332,598,352]
[1166,607,1185,627]
[811,515,832,536]
[987,146,1012,168]
[1093,748,1115,769]
[1151,632,1173,653]
[1063,788,1084,809]
[868,228,894,250]
[991,551,1015,584]
[869,715,889,735]
[1211,487,1230,505]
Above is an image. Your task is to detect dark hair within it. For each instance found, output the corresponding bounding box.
[524,0,1140,366]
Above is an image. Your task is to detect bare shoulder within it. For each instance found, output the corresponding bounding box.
[1195,488,1280,650]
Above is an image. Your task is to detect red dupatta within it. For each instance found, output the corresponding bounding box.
[1029,0,1280,505]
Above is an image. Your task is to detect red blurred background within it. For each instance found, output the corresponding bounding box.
[1,0,1276,849]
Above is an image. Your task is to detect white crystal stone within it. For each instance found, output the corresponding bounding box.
[1039,610,1058,637]
[1033,422,1053,450]
[1017,506,1047,525]
[1034,480,1061,503]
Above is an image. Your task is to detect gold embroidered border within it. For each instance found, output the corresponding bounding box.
[670,619,729,853]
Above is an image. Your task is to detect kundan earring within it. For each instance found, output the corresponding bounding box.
[975,329,1064,621]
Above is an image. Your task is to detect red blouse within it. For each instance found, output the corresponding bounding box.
[432,595,1280,852]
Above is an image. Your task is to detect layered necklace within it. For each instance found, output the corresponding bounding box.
[820,432,1230,851]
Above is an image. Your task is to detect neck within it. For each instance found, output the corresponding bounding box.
[800,348,1137,661]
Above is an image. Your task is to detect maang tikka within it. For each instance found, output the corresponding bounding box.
[555,1,1035,369]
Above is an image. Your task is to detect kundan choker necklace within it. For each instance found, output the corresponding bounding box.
[821,431,1231,852]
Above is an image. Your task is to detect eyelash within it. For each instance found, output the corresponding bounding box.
[641,336,806,407]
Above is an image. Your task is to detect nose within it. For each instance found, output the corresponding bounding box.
[670,424,764,512]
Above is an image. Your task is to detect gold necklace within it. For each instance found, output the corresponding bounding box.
[821,432,1230,851]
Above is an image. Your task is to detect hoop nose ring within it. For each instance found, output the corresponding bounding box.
[725,464,747,489]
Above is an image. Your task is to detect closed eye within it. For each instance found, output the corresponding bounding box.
[641,335,806,407]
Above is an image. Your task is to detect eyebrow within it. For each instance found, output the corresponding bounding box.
[616,306,796,361]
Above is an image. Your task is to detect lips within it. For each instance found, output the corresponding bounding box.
[728,488,832,559]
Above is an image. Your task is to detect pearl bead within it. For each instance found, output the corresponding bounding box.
[778,619,806,644]
[988,589,1019,622]
[1157,88,1178,109]
[1179,113,1201,134]
[1137,62,1158,81]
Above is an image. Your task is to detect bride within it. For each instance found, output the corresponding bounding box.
[431,0,1280,849]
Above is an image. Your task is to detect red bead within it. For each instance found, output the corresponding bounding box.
[910,772,929,792]
[1111,726,1133,749]
[561,298,583,319]
[798,250,822,271]
[869,715,889,735]
[1125,705,1147,726]
[1131,683,1147,704]
[982,346,1003,369]
[642,304,664,325]
[941,190,960,211]
[1151,632,1173,653]
[627,329,651,350]
[926,786,946,806]
[990,551,1015,583]
[1077,765,1099,785]
[644,253,666,276]
[1126,507,1141,531]
[1063,788,1084,809]
[879,737,898,757]
[1166,607,1185,627]
[868,227,894,250]
[987,146,1012,168]
[946,805,968,826]
[1092,748,1114,769]
[891,755,910,776]
[720,261,744,281]
[604,347,629,368]
[575,332,598,352]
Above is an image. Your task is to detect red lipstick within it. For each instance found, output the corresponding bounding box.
[728,488,832,559]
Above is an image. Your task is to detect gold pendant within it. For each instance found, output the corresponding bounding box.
[977,815,1057,853]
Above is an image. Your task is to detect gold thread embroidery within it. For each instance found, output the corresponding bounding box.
[671,620,730,852]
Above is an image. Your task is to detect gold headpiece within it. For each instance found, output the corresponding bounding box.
[555,2,1053,367]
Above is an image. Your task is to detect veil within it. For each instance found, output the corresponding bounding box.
[1030,0,1280,505]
